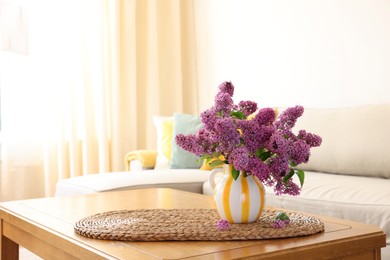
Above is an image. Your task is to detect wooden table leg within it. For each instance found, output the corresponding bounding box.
[1,220,19,260]
[2,236,19,260]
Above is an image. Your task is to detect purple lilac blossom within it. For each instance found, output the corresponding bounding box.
[298,130,322,147]
[267,132,289,155]
[237,120,262,153]
[197,128,218,145]
[214,92,233,116]
[214,117,241,152]
[175,134,196,154]
[268,156,290,179]
[192,129,215,156]
[216,219,230,230]
[275,105,304,131]
[248,157,271,184]
[238,100,257,117]
[200,107,218,131]
[237,120,274,153]
[254,108,276,125]
[229,146,250,171]
[174,81,322,197]
[275,180,300,196]
[218,81,234,96]
[289,140,311,165]
[272,219,290,229]
[272,219,285,228]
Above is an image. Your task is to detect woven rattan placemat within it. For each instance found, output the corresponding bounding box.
[74,208,324,241]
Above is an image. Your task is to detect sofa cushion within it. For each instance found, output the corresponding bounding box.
[55,170,211,196]
[153,115,173,170]
[263,171,390,247]
[170,113,203,169]
[295,104,390,178]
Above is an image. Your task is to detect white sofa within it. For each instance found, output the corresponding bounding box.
[55,104,390,258]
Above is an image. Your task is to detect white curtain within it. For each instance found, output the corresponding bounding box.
[0,0,201,201]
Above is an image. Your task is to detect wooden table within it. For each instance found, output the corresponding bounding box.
[0,188,386,259]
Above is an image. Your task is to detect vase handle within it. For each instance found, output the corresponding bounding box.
[209,167,224,189]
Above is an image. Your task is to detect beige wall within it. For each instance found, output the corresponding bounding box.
[195,0,390,110]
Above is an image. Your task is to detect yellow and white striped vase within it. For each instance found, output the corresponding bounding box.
[209,164,266,224]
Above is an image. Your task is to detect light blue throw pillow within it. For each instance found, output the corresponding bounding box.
[170,113,203,169]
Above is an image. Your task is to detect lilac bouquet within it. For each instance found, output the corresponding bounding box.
[175,81,322,196]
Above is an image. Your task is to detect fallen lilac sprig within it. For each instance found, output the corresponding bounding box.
[272,212,290,229]
[272,219,290,229]
[217,219,230,230]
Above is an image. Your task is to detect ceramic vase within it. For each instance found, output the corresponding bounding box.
[209,164,266,224]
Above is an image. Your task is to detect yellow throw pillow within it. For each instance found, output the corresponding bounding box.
[161,119,173,160]
[153,115,174,169]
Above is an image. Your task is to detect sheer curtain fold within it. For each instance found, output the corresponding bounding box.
[0,0,200,201]
[132,0,200,148]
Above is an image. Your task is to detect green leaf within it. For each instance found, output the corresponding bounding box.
[275,212,290,221]
[283,169,295,184]
[295,170,305,187]
[256,148,264,158]
[212,152,221,158]
[205,157,213,164]
[199,155,213,165]
[209,160,225,168]
[289,161,297,167]
[199,154,210,161]
[232,166,240,180]
[259,151,272,161]
[230,110,246,119]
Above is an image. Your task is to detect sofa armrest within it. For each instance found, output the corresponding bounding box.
[124,150,158,171]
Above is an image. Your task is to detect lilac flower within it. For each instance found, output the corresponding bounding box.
[201,107,218,131]
[215,92,233,116]
[268,156,290,179]
[267,132,289,155]
[272,212,290,228]
[193,129,215,156]
[218,81,234,96]
[217,219,230,230]
[254,108,276,126]
[275,180,301,196]
[237,120,274,153]
[175,134,196,153]
[229,146,250,171]
[248,158,271,183]
[275,105,304,131]
[272,219,286,229]
[238,100,257,117]
[214,117,241,152]
[289,140,311,165]
[237,120,262,153]
[198,128,218,144]
[272,219,290,228]
[298,130,322,147]
[174,81,322,197]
